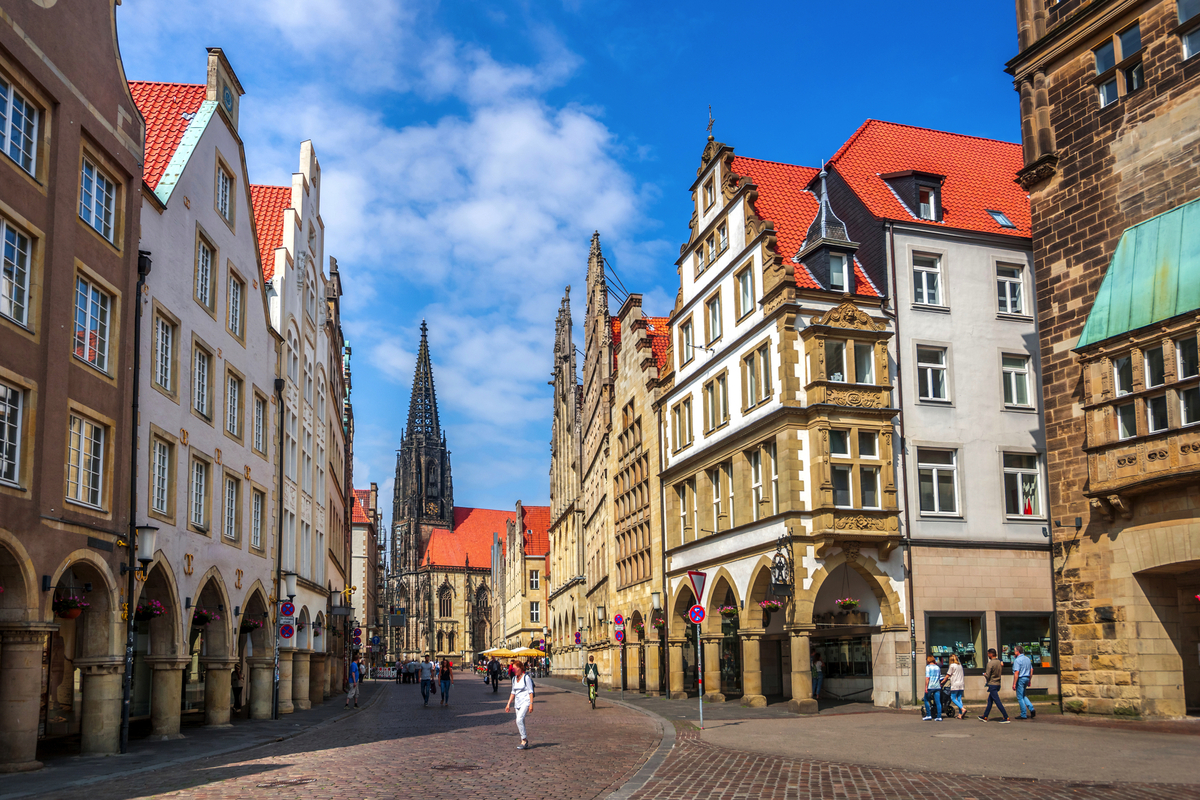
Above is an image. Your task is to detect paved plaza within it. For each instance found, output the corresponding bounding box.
[3,678,1198,800]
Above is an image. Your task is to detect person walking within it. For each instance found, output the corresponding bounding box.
[504,660,535,750]
[231,664,244,712]
[1012,646,1036,719]
[978,648,1011,723]
[439,659,454,705]
[488,657,502,692]
[408,659,417,685]
[811,652,825,700]
[345,656,361,709]
[419,654,434,706]
[922,655,943,721]
[947,654,966,719]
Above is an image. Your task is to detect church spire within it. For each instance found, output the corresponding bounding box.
[406,320,441,439]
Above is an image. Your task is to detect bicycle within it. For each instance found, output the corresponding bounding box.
[588,680,597,709]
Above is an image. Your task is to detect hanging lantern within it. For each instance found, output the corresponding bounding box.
[770,533,794,597]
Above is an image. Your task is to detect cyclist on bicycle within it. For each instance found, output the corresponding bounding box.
[583,655,600,707]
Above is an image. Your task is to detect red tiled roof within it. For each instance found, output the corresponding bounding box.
[827,119,1030,238]
[645,316,669,370]
[129,81,206,190]
[351,489,371,525]
[249,184,291,281]
[520,505,551,557]
[731,155,880,298]
[421,506,515,569]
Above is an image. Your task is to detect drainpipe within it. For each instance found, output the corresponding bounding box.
[119,250,152,755]
[273,376,286,719]
[886,224,919,709]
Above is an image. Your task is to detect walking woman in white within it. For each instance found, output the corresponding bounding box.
[504,659,535,750]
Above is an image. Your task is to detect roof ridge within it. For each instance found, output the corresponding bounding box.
[843,118,1022,153]
[827,119,875,166]
[128,80,206,90]
[732,154,818,171]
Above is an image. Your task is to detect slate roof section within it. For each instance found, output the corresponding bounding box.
[1076,196,1200,349]
[731,156,878,297]
[249,184,291,281]
[129,81,206,191]
[827,119,1030,238]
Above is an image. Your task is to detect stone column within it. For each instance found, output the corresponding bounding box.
[787,630,817,714]
[668,639,686,699]
[0,627,56,772]
[278,650,295,714]
[740,632,766,707]
[324,654,333,698]
[248,657,274,719]
[701,637,724,702]
[75,657,124,755]
[202,659,234,727]
[292,650,312,710]
[309,651,325,706]
[644,641,661,696]
[145,657,188,740]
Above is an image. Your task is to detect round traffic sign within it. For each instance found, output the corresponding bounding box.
[353,636,362,645]
[353,627,362,637]
[614,629,625,642]
[688,604,706,624]
[281,601,295,617]
[280,624,295,639]
[613,613,624,626]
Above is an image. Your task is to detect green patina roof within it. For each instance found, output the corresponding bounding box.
[1076,196,1200,350]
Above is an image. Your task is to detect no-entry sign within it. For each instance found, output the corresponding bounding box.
[688,604,705,625]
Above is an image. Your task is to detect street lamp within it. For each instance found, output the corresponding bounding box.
[284,572,298,602]
[135,525,159,568]
[597,605,606,622]
[542,625,549,675]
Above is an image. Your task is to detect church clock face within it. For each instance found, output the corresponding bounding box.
[425,501,439,515]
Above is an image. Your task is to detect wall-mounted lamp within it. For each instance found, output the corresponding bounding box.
[135,525,159,567]
[185,597,192,610]
[596,605,606,622]
[284,572,298,602]
[651,591,661,611]
[234,605,241,618]
[42,576,51,592]
[84,582,93,593]
[1055,517,1083,531]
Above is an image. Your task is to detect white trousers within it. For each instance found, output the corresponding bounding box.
[515,700,530,741]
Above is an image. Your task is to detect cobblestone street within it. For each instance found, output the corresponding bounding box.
[10,680,1200,800]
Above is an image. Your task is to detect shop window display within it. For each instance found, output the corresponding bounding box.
[812,635,872,678]
[998,614,1056,671]
[926,614,984,672]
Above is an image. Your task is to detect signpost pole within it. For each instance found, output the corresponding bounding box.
[696,621,703,730]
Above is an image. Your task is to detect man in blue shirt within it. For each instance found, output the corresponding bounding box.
[345,656,361,709]
[1011,646,1035,719]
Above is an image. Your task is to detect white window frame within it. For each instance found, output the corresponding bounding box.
[706,294,721,343]
[227,273,243,336]
[710,466,723,530]
[829,253,848,293]
[858,431,878,458]
[680,321,694,365]
[1177,336,1199,380]
[287,332,299,382]
[190,459,208,529]
[529,570,540,591]
[737,268,754,319]
[1146,393,1169,433]
[303,428,313,491]
[195,240,213,309]
[825,340,846,383]
[226,374,242,436]
[304,353,313,404]
[1113,355,1133,396]
[859,465,881,509]
[1002,453,1042,518]
[768,441,779,516]
[530,601,541,624]
[151,438,169,514]
[1,217,32,327]
[1144,345,1166,388]
[285,411,298,479]
[253,396,265,452]
[912,255,942,306]
[750,448,763,521]
[217,166,233,221]
[193,347,211,418]
[73,276,111,373]
[66,413,105,509]
[317,385,325,422]
[997,264,1025,315]
[223,474,239,540]
[251,489,264,549]
[154,316,174,390]
[1181,385,1200,427]
[1002,354,1033,408]
[0,77,39,174]
[831,464,853,509]
[916,346,949,401]
[918,186,938,220]
[829,429,851,458]
[0,379,22,486]
[854,341,875,385]
[79,157,115,241]
[917,448,958,516]
[1116,401,1137,440]
[718,222,728,252]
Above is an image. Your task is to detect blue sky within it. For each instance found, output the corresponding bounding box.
[117,0,1021,529]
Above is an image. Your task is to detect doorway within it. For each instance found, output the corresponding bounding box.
[760,638,783,696]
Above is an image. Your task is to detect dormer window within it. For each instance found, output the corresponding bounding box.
[987,210,1016,228]
[829,253,848,293]
[703,178,715,209]
[918,186,938,220]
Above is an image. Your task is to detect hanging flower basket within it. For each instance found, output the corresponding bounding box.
[717,605,739,618]
[297,621,307,632]
[836,598,860,610]
[239,618,263,634]
[192,608,221,627]
[758,599,783,613]
[53,595,90,619]
[135,599,166,621]
[312,627,321,637]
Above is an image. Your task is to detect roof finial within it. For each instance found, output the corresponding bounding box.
[707,105,715,140]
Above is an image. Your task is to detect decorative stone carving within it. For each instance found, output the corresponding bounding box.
[842,541,861,562]
[827,389,883,408]
[1089,496,1114,521]
[810,301,886,332]
[1107,493,1133,519]
[834,515,884,531]
[1015,152,1058,190]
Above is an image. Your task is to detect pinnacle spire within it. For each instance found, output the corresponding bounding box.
[406,320,441,438]
[805,161,850,245]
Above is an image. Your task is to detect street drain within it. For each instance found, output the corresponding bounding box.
[433,765,481,772]
[256,778,316,788]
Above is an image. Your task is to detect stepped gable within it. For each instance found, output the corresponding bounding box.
[129,81,206,190]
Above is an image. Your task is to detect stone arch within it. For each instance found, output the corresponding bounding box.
[670,581,696,630]
[0,528,38,623]
[297,605,312,649]
[800,551,904,629]
[138,556,184,658]
[630,609,644,642]
[704,567,741,635]
[193,569,233,658]
[48,550,119,657]
[312,610,325,653]
[743,555,780,630]
[438,582,453,618]
[239,582,271,656]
